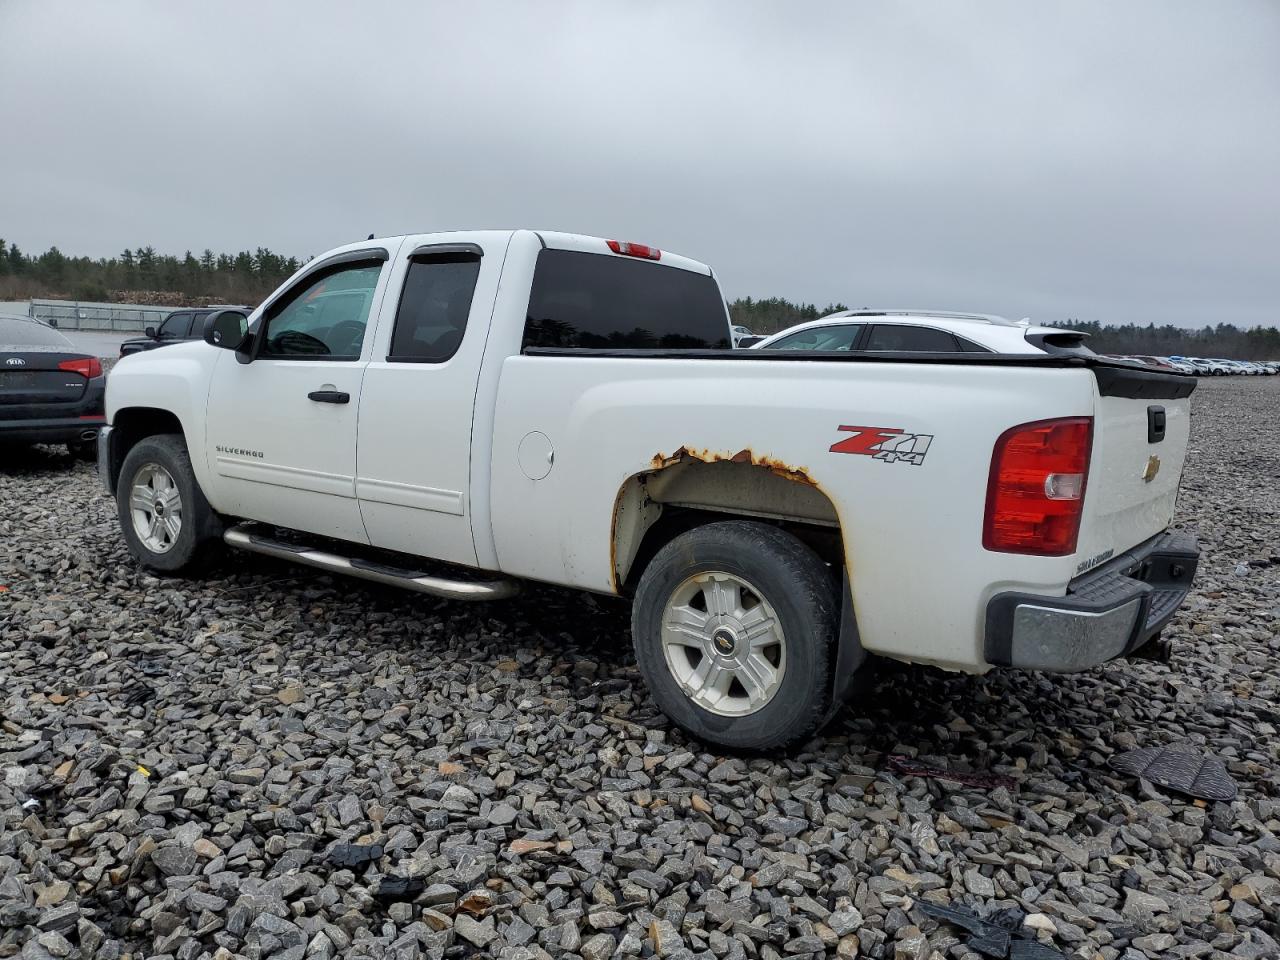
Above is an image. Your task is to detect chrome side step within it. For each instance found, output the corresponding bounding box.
[223,523,519,601]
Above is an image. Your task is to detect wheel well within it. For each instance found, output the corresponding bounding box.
[613,456,845,593]
[107,407,185,491]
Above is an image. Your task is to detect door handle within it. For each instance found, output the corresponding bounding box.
[308,390,350,404]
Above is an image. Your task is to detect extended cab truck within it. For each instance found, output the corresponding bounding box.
[99,231,1200,751]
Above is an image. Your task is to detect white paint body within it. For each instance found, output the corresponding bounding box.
[106,230,1192,672]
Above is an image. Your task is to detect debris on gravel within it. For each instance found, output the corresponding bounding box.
[1,377,1278,959]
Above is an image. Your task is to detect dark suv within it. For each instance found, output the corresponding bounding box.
[119,306,249,357]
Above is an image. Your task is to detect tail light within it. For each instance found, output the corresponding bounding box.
[58,357,103,379]
[983,417,1092,556]
[606,240,661,261]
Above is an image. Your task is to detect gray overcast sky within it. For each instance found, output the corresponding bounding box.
[1,1,1277,327]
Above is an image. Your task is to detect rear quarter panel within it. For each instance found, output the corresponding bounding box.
[490,356,1099,670]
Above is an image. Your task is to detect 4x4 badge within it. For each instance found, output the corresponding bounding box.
[830,425,933,466]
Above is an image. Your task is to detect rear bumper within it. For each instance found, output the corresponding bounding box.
[0,377,106,445]
[985,530,1200,672]
[0,415,106,445]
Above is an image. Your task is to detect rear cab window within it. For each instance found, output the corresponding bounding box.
[523,249,729,350]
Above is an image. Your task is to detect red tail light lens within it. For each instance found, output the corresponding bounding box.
[58,357,103,379]
[606,240,661,260]
[983,417,1092,556]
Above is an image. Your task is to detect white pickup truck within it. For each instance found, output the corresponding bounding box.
[99,230,1200,750]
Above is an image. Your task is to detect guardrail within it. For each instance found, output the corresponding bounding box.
[28,299,176,332]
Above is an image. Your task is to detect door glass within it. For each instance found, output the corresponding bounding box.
[388,254,482,362]
[158,313,191,339]
[261,262,382,359]
[767,324,863,351]
[864,324,959,352]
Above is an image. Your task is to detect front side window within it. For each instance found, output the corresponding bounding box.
[767,324,863,351]
[388,254,481,362]
[261,262,382,359]
[158,312,192,339]
[523,249,729,350]
[864,324,960,352]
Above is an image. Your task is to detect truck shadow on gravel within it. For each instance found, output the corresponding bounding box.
[0,443,85,474]
[201,549,1175,788]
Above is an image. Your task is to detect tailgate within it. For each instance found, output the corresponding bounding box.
[1074,364,1194,568]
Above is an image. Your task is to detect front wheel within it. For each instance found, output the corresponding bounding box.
[631,521,838,751]
[116,434,222,573]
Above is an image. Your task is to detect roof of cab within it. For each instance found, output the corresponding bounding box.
[327,230,713,277]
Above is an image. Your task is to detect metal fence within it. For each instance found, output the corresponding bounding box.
[28,299,177,333]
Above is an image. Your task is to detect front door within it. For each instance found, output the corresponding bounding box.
[204,251,394,543]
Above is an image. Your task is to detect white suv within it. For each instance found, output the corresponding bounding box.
[752,310,1087,355]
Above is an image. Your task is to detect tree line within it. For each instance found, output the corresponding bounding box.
[1,239,1275,357]
[1054,319,1280,361]
[0,239,302,305]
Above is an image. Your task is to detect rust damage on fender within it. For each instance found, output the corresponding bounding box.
[649,446,817,486]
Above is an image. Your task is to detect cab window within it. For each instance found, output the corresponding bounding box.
[388,253,482,362]
[260,262,382,360]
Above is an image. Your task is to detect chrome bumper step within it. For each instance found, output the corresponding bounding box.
[223,523,519,601]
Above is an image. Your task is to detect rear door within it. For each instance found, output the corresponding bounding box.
[355,242,497,566]
[203,248,396,542]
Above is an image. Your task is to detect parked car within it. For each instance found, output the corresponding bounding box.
[0,313,106,458]
[119,306,249,356]
[99,230,1199,751]
[1183,358,1229,376]
[730,324,755,347]
[751,310,1091,356]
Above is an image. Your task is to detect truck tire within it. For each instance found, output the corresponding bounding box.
[632,520,837,751]
[116,434,222,573]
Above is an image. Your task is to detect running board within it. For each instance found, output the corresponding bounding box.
[223,524,519,601]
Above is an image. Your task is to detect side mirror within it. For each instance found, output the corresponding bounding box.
[145,326,157,339]
[736,336,765,348]
[202,310,249,351]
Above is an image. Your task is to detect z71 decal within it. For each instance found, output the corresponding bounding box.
[830,425,933,466]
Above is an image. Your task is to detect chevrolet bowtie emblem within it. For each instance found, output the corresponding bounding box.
[1142,455,1161,483]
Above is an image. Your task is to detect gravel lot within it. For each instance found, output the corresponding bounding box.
[2,377,1277,960]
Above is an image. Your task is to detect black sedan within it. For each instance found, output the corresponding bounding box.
[1,313,106,459]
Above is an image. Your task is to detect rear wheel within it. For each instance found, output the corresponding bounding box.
[632,521,838,751]
[117,434,222,573]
